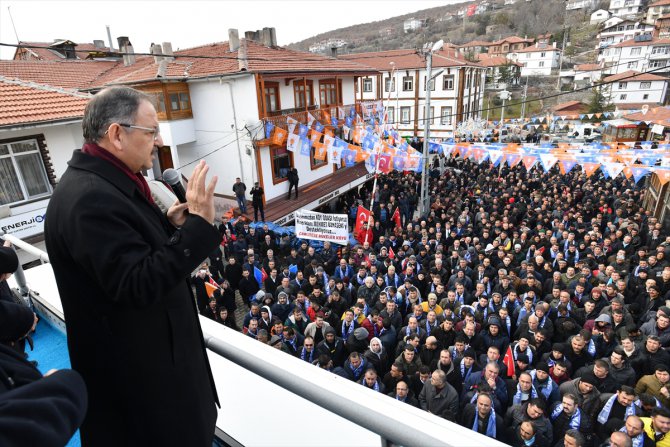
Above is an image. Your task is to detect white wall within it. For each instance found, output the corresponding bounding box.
[0,121,83,182]
[177,75,258,195]
[607,79,668,104]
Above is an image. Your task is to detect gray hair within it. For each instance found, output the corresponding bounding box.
[82,86,150,143]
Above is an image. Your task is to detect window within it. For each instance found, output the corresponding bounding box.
[0,138,51,205]
[442,75,454,90]
[527,53,531,59]
[620,94,627,100]
[387,106,395,124]
[423,106,434,124]
[293,80,314,109]
[423,76,435,91]
[619,82,628,89]
[539,61,545,67]
[400,106,411,124]
[402,76,414,91]
[652,46,668,54]
[264,82,280,113]
[440,107,452,125]
[626,24,634,30]
[385,77,395,92]
[319,79,342,106]
[643,94,650,100]
[630,47,641,56]
[640,81,652,89]
[650,60,667,68]
[363,78,373,92]
[138,82,192,121]
[270,145,293,184]
[627,61,638,69]
[541,52,546,57]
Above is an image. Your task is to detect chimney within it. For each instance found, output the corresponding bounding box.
[238,38,249,71]
[117,36,135,66]
[162,42,174,61]
[262,27,273,47]
[245,31,257,41]
[228,29,240,52]
[93,39,105,49]
[106,25,115,51]
[151,43,163,63]
[330,47,338,58]
[270,27,277,47]
[157,59,168,78]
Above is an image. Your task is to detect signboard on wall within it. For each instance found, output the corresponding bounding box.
[295,210,349,245]
[0,206,48,239]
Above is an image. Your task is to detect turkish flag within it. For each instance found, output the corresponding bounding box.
[392,207,401,228]
[355,206,371,237]
[378,154,392,174]
[388,246,395,260]
[502,345,516,378]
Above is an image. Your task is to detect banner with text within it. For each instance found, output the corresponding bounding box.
[295,210,349,245]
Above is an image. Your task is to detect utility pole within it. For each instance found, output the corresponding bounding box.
[419,40,443,217]
[520,76,529,121]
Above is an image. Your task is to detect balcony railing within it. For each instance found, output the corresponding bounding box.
[266,104,319,117]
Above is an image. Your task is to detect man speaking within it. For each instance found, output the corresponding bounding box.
[45,87,219,446]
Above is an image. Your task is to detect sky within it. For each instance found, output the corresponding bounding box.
[0,0,465,60]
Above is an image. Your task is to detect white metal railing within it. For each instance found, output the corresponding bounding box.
[7,236,508,447]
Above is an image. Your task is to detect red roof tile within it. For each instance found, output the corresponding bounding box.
[340,47,481,71]
[492,36,534,45]
[575,64,601,71]
[650,0,670,7]
[476,54,522,67]
[0,60,117,89]
[624,105,670,122]
[602,70,668,82]
[0,77,89,126]
[552,101,588,112]
[611,38,670,48]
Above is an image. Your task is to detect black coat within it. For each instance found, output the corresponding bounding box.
[44,150,219,446]
[0,344,87,447]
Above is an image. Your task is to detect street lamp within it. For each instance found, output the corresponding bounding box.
[390,61,399,127]
[419,39,444,217]
[498,90,511,141]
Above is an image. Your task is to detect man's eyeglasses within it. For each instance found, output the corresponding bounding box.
[118,123,161,141]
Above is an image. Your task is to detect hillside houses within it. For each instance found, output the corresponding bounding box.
[340,48,486,139]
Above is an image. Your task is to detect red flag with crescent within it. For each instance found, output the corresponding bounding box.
[355,206,371,237]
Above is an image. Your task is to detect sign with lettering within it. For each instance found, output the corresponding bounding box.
[295,210,349,245]
[0,206,47,239]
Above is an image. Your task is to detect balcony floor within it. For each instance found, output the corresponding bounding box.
[237,163,370,224]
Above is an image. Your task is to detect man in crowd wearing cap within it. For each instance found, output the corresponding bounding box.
[316,326,346,367]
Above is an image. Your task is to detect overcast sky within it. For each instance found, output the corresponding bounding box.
[0,0,466,59]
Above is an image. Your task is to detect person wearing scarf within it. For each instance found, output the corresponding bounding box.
[462,393,498,438]
[341,310,358,340]
[529,363,559,407]
[550,394,585,445]
[360,369,384,393]
[620,415,654,447]
[596,387,638,439]
[299,336,316,363]
[513,372,539,406]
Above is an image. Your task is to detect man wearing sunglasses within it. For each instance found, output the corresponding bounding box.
[45,86,219,446]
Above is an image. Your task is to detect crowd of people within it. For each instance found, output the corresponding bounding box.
[194,152,670,447]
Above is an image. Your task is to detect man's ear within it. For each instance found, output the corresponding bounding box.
[104,123,126,154]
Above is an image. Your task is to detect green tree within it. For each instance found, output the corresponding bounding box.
[497,63,515,85]
[588,86,608,113]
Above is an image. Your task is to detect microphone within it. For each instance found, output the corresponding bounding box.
[162,169,187,203]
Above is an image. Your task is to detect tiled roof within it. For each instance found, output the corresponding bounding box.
[459,40,493,48]
[650,0,670,7]
[0,60,117,89]
[513,45,560,53]
[0,40,379,90]
[602,70,668,82]
[340,47,481,71]
[575,63,601,71]
[492,36,534,45]
[0,77,89,127]
[623,105,670,122]
[617,102,662,111]
[14,41,112,61]
[611,37,670,47]
[552,101,588,112]
[476,54,522,67]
